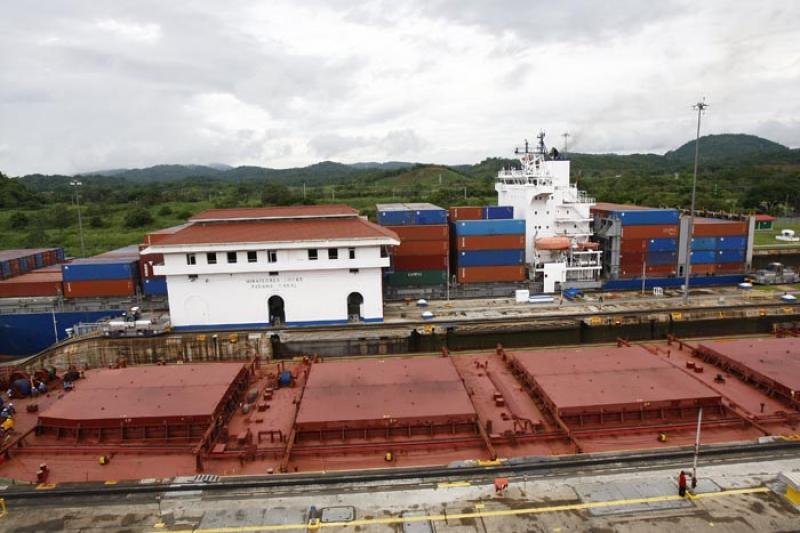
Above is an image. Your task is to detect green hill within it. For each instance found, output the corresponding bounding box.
[665,133,789,165]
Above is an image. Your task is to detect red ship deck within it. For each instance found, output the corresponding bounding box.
[39,363,247,430]
[695,338,800,408]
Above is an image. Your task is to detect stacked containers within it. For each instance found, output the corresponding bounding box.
[0,248,65,281]
[450,207,526,283]
[0,264,64,298]
[592,204,680,278]
[138,224,188,296]
[377,203,449,288]
[692,218,749,274]
[62,245,140,298]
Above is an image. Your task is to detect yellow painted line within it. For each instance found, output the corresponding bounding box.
[437,480,471,488]
[150,486,770,533]
[35,483,57,490]
[104,480,118,485]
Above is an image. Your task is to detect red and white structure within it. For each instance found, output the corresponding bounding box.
[142,205,399,330]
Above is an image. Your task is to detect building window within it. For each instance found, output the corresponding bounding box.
[267,250,277,263]
[328,248,338,260]
[348,247,356,259]
[380,246,388,258]
[186,253,196,265]
[308,248,318,261]
[269,271,278,276]
[349,268,359,274]
[247,251,257,263]
[206,252,217,265]
[227,251,238,264]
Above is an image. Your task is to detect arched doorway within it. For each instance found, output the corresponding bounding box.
[268,295,285,326]
[347,292,364,322]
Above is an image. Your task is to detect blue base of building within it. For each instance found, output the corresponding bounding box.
[171,317,384,332]
[603,275,746,291]
[0,309,127,357]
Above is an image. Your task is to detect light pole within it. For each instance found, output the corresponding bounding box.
[682,99,709,305]
[70,180,86,257]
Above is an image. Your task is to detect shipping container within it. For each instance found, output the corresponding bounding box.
[692,219,748,237]
[55,247,65,261]
[619,252,645,268]
[690,250,717,264]
[377,208,413,226]
[717,249,746,263]
[647,238,678,252]
[484,206,514,220]
[376,203,447,226]
[604,274,745,291]
[394,240,449,256]
[690,237,717,251]
[716,236,747,250]
[457,265,526,283]
[63,279,136,298]
[0,270,63,298]
[448,206,484,221]
[620,239,648,253]
[716,263,746,273]
[384,225,449,241]
[454,219,525,236]
[139,253,164,279]
[610,209,680,226]
[455,234,526,251]
[383,270,447,286]
[646,251,678,266]
[142,277,168,295]
[392,254,448,271]
[457,249,525,267]
[689,264,716,275]
[619,264,676,278]
[62,259,139,282]
[621,224,679,239]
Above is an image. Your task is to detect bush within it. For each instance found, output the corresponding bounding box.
[89,215,105,228]
[124,207,154,228]
[176,209,192,220]
[157,205,173,216]
[9,211,29,230]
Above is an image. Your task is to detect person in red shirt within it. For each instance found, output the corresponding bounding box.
[678,471,688,497]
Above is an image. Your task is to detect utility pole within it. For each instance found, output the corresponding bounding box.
[303,182,306,199]
[70,179,86,257]
[562,132,570,154]
[682,99,709,305]
[692,406,703,489]
[464,186,467,200]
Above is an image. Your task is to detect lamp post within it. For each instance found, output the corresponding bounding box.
[682,99,709,305]
[70,180,86,257]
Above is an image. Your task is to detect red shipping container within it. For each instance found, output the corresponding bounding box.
[64,279,136,298]
[620,239,648,253]
[457,265,526,283]
[392,254,448,271]
[0,272,63,297]
[385,225,449,241]
[449,206,484,221]
[716,263,745,273]
[455,235,526,251]
[622,225,679,239]
[692,220,748,237]
[619,252,645,268]
[139,253,164,279]
[394,240,449,256]
[690,264,716,275]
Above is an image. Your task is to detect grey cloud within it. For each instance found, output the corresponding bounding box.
[308,129,426,159]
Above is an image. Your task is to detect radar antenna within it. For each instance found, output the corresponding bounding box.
[514,139,532,155]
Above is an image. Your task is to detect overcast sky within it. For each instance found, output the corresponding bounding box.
[1,1,798,176]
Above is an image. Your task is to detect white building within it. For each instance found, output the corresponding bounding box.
[495,133,602,293]
[143,206,399,330]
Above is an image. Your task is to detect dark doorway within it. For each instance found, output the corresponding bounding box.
[347,292,364,322]
[268,295,285,326]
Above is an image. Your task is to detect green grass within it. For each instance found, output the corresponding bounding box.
[753,223,800,247]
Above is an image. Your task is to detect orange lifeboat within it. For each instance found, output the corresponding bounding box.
[535,236,571,250]
[576,241,600,251]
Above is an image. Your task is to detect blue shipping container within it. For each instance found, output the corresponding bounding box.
[55,248,65,261]
[717,249,746,263]
[412,209,447,225]
[691,237,717,251]
[458,249,525,267]
[378,210,414,226]
[690,250,717,264]
[62,260,138,282]
[34,253,44,268]
[646,251,678,265]
[19,257,30,272]
[484,206,514,220]
[647,238,677,252]
[454,219,526,236]
[0,261,10,276]
[613,209,679,226]
[716,236,747,250]
[143,277,168,295]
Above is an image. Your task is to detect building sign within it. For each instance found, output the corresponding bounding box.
[245,276,304,290]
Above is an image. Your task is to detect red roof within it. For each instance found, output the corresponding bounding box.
[755,214,776,221]
[190,205,358,221]
[150,217,399,246]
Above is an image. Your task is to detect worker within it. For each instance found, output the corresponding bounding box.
[1,416,13,434]
[37,381,47,394]
[678,470,687,497]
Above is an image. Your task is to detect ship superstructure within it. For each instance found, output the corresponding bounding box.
[495,133,601,292]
